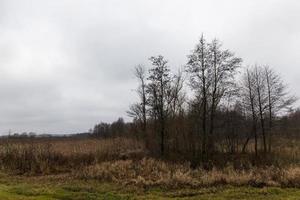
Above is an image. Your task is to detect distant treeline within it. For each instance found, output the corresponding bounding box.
[1,132,91,139]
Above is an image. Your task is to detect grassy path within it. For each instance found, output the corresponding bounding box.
[0,174,299,199]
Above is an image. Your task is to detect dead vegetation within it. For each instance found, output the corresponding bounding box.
[0,136,299,189]
[76,158,300,188]
[0,137,145,175]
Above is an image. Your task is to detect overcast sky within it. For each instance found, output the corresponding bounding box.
[0,0,299,134]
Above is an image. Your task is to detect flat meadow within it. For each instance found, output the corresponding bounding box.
[0,136,298,199]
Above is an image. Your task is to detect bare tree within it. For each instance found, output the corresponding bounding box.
[186,36,241,159]
[186,35,210,158]
[127,65,147,133]
[147,55,172,156]
[241,68,258,156]
[264,66,297,152]
[207,39,242,150]
[253,66,268,153]
[241,65,296,155]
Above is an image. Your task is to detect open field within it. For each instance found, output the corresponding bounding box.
[0,137,298,199]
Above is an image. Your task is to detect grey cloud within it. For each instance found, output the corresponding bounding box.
[0,0,299,134]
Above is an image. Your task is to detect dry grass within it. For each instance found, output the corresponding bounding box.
[0,137,145,156]
[0,137,146,175]
[76,158,300,188]
[0,136,299,189]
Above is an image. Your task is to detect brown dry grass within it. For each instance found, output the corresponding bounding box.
[0,137,146,175]
[0,137,144,156]
[74,158,300,188]
[0,136,299,189]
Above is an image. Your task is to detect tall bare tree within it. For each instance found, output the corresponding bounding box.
[241,68,258,156]
[207,39,242,150]
[147,55,172,156]
[264,66,297,152]
[127,65,148,134]
[253,66,268,153]
[241,65,296,154]
[186,35,210,158]
[186,36,241,158]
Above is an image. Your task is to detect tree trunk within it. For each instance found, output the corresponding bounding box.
[201,61,207,160]
[208,49,217,154]
[247,69,258,156]
[266,70,272,153]
[256,68,267,154]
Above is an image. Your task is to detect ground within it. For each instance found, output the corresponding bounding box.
[0,174,299,200]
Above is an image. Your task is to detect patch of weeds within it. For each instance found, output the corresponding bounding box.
[8,184,44,196]
[62,185,97,193]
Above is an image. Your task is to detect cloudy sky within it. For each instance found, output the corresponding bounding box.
[0,0,299,134]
